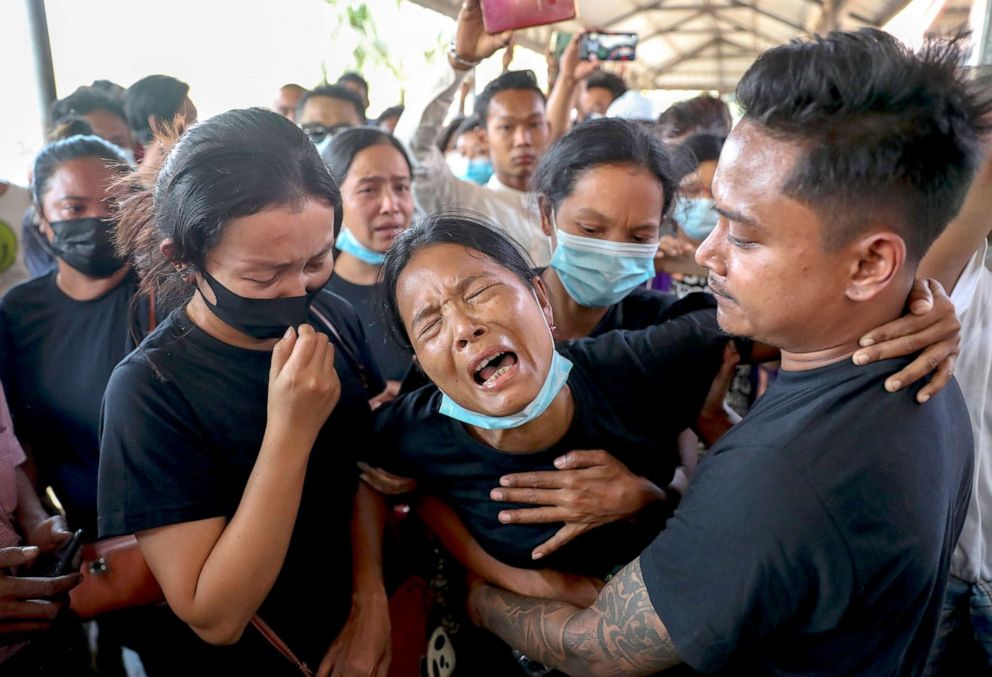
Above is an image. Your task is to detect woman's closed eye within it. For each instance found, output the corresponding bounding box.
[467,283,501,302]
[245,273,280,286]
[417,317,441,340]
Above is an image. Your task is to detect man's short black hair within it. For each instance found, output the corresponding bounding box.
[51,86,126,128]
[296,84,367,124]
[656,95,732,140]
[125,74,190,145]
[671,133,726,181]
[738,28,992,261]
[475,70,547,124]
[376,105,404,125]
[337,72,369,94]
[586,71,628,102]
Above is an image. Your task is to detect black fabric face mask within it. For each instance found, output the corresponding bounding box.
[47,217,127,278]
[199,271,322,340]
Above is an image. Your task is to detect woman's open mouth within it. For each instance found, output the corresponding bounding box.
[472,351,519,388]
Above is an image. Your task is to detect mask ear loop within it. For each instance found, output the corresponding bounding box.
[541,206,560,341]
[30,205,59,259]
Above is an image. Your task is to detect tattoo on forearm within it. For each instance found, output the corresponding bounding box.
[472,558,680,676]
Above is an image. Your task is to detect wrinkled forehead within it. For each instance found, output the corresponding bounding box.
[396,244,524,320]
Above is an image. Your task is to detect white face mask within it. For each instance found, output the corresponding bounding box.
[446,152,469,177]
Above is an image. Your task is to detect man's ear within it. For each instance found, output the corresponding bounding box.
[844,230,907,303]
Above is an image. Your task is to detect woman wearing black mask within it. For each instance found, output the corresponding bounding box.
[0,135,136,538]
[99,108,391,675]
[0,135,196,674]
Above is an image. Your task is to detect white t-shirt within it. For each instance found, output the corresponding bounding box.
[395,63,551,267]
[949,239,992,582]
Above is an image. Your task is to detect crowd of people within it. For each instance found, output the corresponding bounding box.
[0,0,987,674]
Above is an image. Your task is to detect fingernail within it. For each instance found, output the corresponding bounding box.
[886,379,902,392]
[912,301,930,313]
[554,457,566,468]
[532,552,544,560]
[21,546,38,556]
[498,512,510,523]
[491,490,503,500]
[854,353,869,365]
[859,338,875,347]
[499,477,511,486]
[918,393,931,403]
[284,326,294,339]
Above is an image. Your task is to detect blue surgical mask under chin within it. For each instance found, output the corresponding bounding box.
[548,216,657,308]
[439,349,573,431]
[675,196,719,241]
[336,226,386,265]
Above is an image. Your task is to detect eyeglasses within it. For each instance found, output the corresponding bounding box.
[301,122,353,145]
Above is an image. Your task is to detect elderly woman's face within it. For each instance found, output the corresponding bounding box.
[396,243,555,416]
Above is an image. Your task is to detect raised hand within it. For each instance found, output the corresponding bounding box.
[451,0,513,69]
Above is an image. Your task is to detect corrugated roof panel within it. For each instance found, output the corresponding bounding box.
[407,0,918,91]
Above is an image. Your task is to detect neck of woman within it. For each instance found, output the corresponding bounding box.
[334,250,381,286]
[55,261,130,302]
[466,385,575,453]
[541,268,609,341]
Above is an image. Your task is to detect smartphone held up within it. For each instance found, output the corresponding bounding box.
[480,0,578,33]
[580,32,639,61]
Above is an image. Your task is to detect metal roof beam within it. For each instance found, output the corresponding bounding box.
[654,78,736,92]
[712,12,789,46]
[729,0,811,33]
[652,25,750,33]
[654,36,724,73]
[872,0,916,28]
[602,1,668,29]
[718,34,766,54]
[640,8,714,41]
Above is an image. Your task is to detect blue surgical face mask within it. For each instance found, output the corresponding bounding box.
[439,348,573,430]
[462,157,494,185]
[335,226,386,265]
[548,213,657,308]
[675,196,719,241]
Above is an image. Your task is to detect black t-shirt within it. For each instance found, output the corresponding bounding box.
[373,298,732,576]
[0,271,152,535]
[98,290,383,670]
[325,275,412,382]
[587,285,679,337]
[641,357,973,675]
